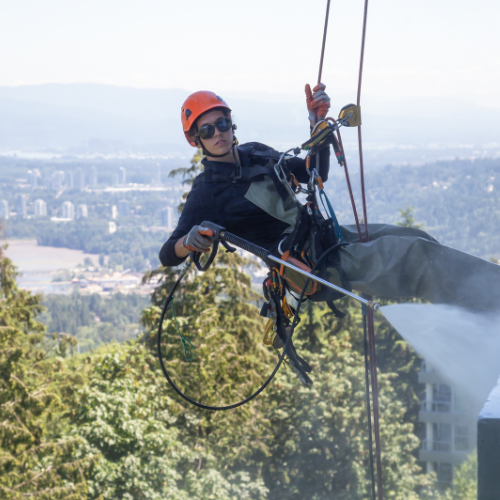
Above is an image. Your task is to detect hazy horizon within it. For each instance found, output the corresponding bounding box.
[0,82,498,169]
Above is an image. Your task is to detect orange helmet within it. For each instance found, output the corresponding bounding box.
[181,91,232,146]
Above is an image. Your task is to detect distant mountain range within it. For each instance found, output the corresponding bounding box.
[0,84,499,167]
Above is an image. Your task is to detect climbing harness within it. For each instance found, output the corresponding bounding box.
[157,137,380,408]
[157,224,377,411]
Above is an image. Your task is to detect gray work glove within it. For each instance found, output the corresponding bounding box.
[183,225,215,253]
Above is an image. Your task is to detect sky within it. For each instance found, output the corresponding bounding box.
[1,0,499,108]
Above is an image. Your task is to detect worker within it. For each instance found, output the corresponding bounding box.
[159,88,500,314]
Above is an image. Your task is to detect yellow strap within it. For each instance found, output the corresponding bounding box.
[282,297,294,319]
[263,318,274,346]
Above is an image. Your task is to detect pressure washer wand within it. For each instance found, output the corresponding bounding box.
[214,228,379,310]
[267,255,379,310]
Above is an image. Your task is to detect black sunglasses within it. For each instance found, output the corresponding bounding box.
[195,117,232,140]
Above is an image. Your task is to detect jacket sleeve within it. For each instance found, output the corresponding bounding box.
[286,144,331,184]
[158,184,217,267]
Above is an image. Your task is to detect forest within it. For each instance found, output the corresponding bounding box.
[38,292,150,352]
[328,157,500,259]
[0,235,478,499]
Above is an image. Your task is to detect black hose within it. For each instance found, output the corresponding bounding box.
[222,232,270,263]
[156,237,345,411]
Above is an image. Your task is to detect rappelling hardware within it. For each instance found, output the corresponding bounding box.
[338,104,362,127]
[260,270,312,386]
[274,151,303,206]
[262,319,274,346]
[302,120,333,151]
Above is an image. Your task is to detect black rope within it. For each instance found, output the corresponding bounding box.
[156,237,345,411]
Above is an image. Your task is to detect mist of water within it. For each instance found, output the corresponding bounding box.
[379,303,500,413]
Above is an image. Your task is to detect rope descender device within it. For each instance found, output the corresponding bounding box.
[338,103,362,127]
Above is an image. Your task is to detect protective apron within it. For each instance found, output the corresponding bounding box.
[245,175,500,312]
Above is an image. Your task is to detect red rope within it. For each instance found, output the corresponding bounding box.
[317,0,331,85]
[357,0,370,242]
[328,122,363,242]
[321,1,383,494]
[356,0,384,499]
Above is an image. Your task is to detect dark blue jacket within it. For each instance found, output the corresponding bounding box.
[159,142,330,267]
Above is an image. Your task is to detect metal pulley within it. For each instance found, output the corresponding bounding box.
[339,103,362,127]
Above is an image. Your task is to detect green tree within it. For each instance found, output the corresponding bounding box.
[67,343,269,500]
[396,206,424,229]
[436,452,477,500]
[260,326,436,499]
[0,245,93,499]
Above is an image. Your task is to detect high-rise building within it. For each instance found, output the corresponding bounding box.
[89,165,98,189]
[43,176,52,189]
[76,204,88,219]
[75,168,85,191]
[52,171,65,190]
[117,199,130,217]
[62,201,75,220]
[112,174,119,186]
[16,194,27,218]
[34,199,47,217]
[108,221,117,234]
[111,205,118,219]
[0,200,9,220]
[29,169,41,188]
[66,171,74,189]
[119,167,126,184]
[161,206,175,229]
[28,171,37,188]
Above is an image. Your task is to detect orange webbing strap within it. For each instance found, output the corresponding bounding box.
[289,173,302,193]
[279,250,318,296]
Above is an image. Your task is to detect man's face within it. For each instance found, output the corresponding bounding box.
[195,109,233,157]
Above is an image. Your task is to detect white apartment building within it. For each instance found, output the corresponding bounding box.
[52,171,65,190]
[62,201,75,220]
[419,361,476,486]
[34,199,47,216]
[16,194,27,218]
[0,200,9,220]
[89,165,98,189]
[76,204,88,219]
[119,167,126,184]
[118,199,130,217]
[75,168,85,191]
[161,206,175,229]
[66,171,74,189]
[29,169,41,188]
